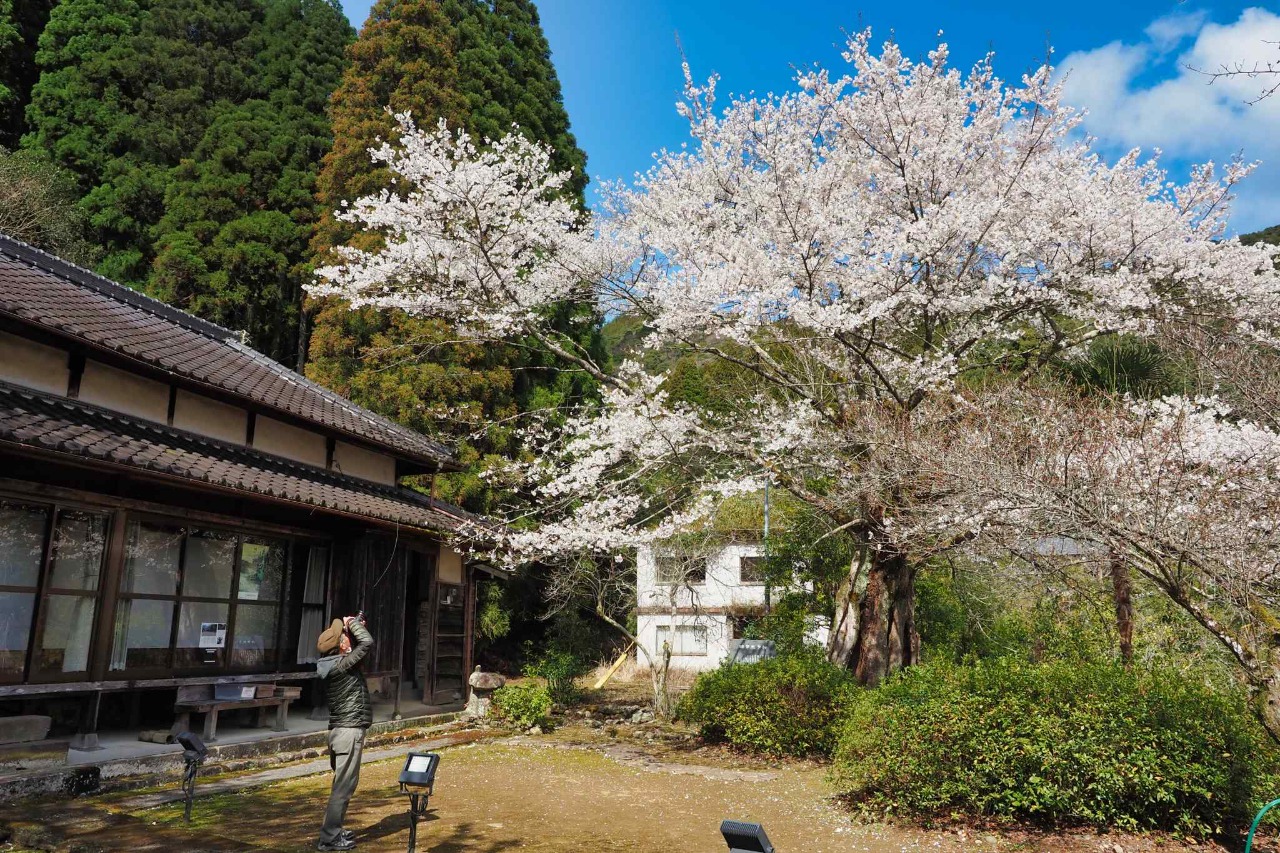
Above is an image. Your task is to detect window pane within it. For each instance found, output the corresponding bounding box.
[238,538,285,601]
[0,502,47,587]
[48,511,108,591]
[680,626,708,655]
[302,546,328,605]
[232,603,278,669]
[175,602,228,668]
[656,551,706,585]
[0,592,35,679]
[122,522,182,596]
[654,624,707,655]
[110,598,174,670]
[298,606,326,664]
[739,555,765,585]
[182,529,235,599]
[35,594,96,673]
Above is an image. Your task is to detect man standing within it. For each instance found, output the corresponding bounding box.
[315,615,375,851]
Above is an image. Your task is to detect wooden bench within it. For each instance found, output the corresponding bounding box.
[171,684,299,742]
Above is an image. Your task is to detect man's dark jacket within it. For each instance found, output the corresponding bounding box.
[316,621,374,729]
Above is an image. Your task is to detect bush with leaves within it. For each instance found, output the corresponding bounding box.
[492,682,552,729]
[678,651,855,757]
[735,593,813,658]
[526,650,587,705]
[833,660,1275,836]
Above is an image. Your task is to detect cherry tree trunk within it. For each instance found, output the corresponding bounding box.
[828,545,920,686]
[1257,673,1280,746]
[826,549,866,667]
[1109,551,1135,667]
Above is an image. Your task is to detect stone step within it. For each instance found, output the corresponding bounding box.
[115,727,493,811]
[0,710,465,803]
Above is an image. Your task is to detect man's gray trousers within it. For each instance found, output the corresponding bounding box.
[320,726,366,844]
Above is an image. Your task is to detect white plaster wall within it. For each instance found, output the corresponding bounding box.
[438,546,464,585]
[637,612,732,671]
[252,415,328,468]
[172,390,247,445]
[636,542,768,611]
[0,331,68,395]
[78,360,169,423]
[331,440,396,486]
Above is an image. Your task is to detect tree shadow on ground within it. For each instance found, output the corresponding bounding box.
[357,814,522,852]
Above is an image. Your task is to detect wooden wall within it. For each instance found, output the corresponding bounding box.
[329,535,413,677]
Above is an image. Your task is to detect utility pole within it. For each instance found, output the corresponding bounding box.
[763,475,771,614]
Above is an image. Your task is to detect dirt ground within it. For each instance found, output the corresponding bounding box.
[2,719,1266,853]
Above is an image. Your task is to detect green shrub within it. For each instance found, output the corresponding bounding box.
[833,660,1274,836]
[526,650,588,705]
[737,592,813,658]
[678,651,854,757]
[492,682,553,729]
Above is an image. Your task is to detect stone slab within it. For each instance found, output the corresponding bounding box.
[0,715,51,746]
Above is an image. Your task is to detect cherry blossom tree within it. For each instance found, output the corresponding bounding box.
[964,389,1280,739]
[311,31,1280,689]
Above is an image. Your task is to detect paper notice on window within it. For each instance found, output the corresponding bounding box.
[200,622,227,648]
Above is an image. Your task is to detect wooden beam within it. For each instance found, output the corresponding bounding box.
[0,476,334,541]
[0,670,318,698]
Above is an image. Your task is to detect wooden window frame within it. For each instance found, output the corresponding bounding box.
[738,554,766,586]
[294,543,332,665]
[108,514,295,679]
[0,497,112,685]
[654,551,708,586]
[0,482,336,685]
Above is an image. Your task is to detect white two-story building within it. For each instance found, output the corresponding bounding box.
[635,540,770,671]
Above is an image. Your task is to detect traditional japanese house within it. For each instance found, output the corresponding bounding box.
[0,233,491,748]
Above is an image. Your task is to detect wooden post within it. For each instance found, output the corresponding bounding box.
[70,690,103,751]
[90,511,128,682]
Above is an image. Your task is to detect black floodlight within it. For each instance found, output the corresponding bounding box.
[720,820,776,853]
[174,731,208,822]
[398,751,440,791]
[399,752,440,852]
[176,730,208,761]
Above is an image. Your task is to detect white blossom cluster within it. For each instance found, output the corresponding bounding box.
[313,33,1280,566]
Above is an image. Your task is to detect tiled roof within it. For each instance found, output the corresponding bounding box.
[0,233,457,470]
[0,379,489,538]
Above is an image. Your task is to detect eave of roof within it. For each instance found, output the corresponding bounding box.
[0,379,494,540]
[0,233,463,472]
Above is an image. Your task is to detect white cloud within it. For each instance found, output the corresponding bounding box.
[1058,7,1280,233]
[1144,10,1207,53]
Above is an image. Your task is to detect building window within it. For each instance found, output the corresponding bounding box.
[232,537,285,668]
[34,510,108,675]
[0,500,110,682]
[296,545,329,664]
[110,520,290,674]
[0,501,47,681]
[655,551,707,585]
[738,555,766,585]
[654,624,708,656]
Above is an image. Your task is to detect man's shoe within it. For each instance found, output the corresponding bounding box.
[340,830,355,842]
[316,838,356,851]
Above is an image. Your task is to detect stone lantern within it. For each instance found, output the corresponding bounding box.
[465,666,506,718]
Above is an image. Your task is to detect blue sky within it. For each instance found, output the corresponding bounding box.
[338,1,1280,233]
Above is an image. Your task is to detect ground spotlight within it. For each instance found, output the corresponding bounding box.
[720,819,776,853]
[399,751,440,852]
[175,730,208,822]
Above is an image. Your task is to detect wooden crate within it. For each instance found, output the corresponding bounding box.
[254,683,277,698]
